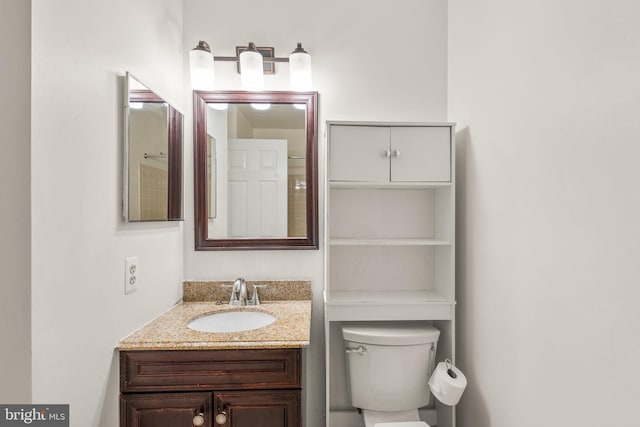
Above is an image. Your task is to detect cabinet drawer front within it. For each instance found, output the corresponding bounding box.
[121,349,301,392]
[390,127,451,182]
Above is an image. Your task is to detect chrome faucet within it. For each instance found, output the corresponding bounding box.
[237,278,248,305]
[223,278,268,306]
[231,277,247,305]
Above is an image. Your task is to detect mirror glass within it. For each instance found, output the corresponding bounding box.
[124,72,183,221]
[194,91,318,250]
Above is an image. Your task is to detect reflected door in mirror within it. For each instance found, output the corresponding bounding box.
[227,139,288,238]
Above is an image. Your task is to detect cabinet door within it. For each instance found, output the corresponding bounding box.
[390,127,451,182]
[214,390,300,427]
[121,392,212,427]
[329,125,390,182]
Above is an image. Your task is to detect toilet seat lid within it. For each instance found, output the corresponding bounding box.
[342,321,440,346]
[375,422,429,427]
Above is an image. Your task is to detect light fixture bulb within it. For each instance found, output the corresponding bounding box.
[251,103,271,110]
[239,42,264,91]
[210,103,229,111]
[189,41,215,90]
[289,43,312,91]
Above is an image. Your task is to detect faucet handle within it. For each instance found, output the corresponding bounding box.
[221,284,239,305]
[249,284,268,305]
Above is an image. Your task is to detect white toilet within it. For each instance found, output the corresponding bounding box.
[342,322,441,427]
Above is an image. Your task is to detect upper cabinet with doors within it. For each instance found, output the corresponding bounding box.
[329,124,451,183]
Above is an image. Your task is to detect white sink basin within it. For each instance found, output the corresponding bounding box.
[187,311,277,333]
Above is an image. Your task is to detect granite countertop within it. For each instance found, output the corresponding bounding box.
[117,280,312,351]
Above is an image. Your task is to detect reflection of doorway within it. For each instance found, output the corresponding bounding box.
[228,139,288,237]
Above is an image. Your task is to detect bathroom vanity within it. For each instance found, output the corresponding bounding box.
[324,122,456,427]
[118,281,312,427]
[120,348,301,427]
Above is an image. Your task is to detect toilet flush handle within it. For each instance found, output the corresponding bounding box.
[345,346,367,355]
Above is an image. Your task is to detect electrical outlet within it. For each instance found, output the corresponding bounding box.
[125,256,138,294]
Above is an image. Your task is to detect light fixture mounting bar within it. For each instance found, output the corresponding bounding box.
[212,55,289,63]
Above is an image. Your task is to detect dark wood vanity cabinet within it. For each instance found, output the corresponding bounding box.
[120,348,301,427]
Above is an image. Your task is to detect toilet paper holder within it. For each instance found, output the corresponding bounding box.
[445,359,458,379]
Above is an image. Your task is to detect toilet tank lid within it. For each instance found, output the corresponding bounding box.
[342,322,440,346]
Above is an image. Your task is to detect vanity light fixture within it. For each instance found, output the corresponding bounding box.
[189,40,312,91]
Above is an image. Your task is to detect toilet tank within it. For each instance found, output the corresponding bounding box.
[342,322,440,412]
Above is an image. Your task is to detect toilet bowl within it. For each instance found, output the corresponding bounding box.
[342,322,440,427]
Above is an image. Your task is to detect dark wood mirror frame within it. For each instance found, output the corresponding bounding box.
[193,90,319,250]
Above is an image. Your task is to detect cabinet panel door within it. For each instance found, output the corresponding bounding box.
[329,126,390,182]
[390,127,451,182]
[121,392,212,427]
[214,390,300,427]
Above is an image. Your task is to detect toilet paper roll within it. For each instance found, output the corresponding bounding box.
[428,360,467,406]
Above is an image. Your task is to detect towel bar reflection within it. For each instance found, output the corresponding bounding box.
[144,152,168,160]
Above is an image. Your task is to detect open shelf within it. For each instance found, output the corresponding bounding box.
[325,290,454,321]
[330,181,452,189]
[330,238,451,246]
[328,289,450,303]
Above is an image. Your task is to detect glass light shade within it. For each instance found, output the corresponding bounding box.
[289,43,312,91]
[189,41,215,90]
[239,43,264,91]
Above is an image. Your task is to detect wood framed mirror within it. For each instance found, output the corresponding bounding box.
[193,91,318,250]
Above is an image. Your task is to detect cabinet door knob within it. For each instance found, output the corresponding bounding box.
[215,412,228,425]
[193,413,205,427]
[383,150,391,157]
[392,150,400,158]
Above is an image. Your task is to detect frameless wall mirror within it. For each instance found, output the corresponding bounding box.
[193,91,318,250]
[123,72,184,222]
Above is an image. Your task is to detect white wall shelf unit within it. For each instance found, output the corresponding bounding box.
[324,121,456,427]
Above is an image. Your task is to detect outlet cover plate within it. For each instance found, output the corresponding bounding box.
[125,256,138,294]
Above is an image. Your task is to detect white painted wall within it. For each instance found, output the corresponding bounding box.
[0,0,32,403]
[449,0,640,425]
[183,1,447,426]
[30,0,184,425]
